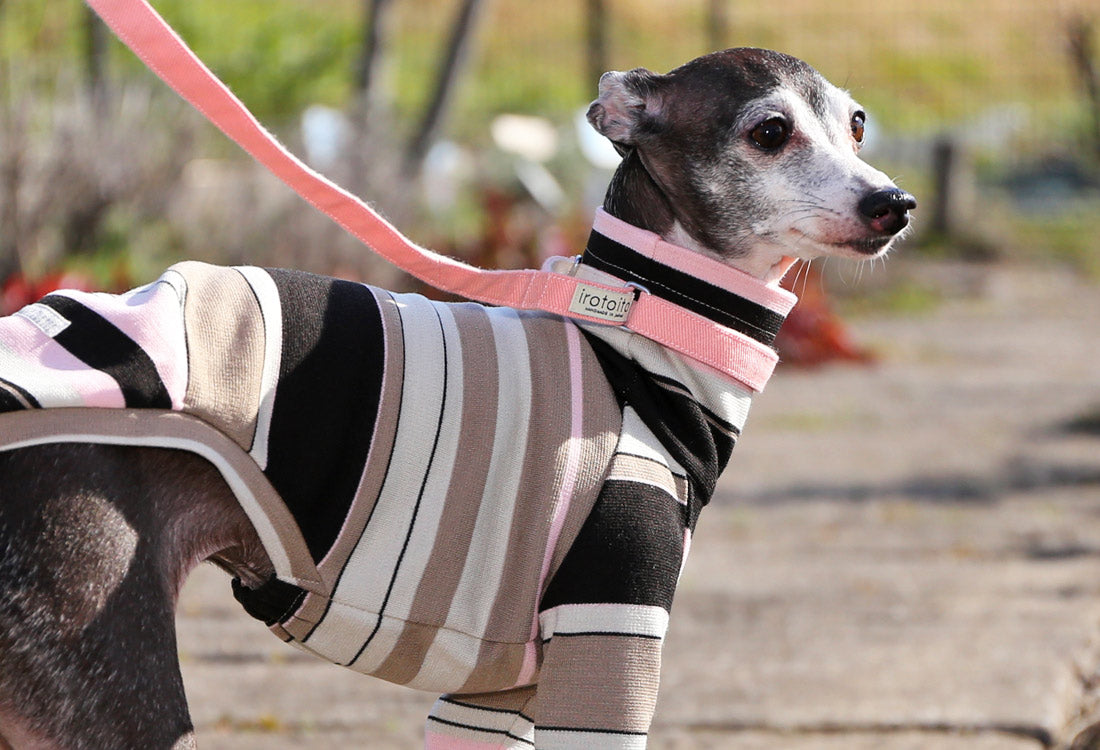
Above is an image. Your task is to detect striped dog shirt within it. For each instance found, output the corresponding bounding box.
[0,211,794,749]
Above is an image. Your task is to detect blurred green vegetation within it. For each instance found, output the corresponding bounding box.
[2,0,1092,132]
[1,0,1099,292]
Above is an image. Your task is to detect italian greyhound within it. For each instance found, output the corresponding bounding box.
[0,48,913,749]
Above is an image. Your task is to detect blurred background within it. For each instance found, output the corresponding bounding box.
[2,0,1099,321]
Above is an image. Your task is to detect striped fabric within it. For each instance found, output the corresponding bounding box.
[0,213,793,748]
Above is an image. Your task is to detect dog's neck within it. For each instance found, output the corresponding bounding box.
[601,150,796,284]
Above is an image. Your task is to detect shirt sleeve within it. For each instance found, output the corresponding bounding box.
[530,477,688,748]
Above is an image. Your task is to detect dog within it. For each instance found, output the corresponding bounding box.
[0,48,913,749]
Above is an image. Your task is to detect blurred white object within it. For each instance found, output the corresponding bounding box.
[490,114,559,163]
[422,140,475,213]
[515,160,566,213]
[301,105,351,169]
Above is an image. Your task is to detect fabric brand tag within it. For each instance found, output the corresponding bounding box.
[15,303,71,338]
[568,283,634,324]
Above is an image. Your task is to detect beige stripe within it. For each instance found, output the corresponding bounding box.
[543,330,621,582]
[440,685,536,713]
[373,303,499,686]
[606,453,679,502]
[175,262,266,451]
[537,633,662,733]
[314,288,406,584]
[0,408,321,589]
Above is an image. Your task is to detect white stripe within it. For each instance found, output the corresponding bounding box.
[306,292,447,665]
[233,266,283,470]
[539,603,669,641]
[537,728,647,750]
[350,301,466,674]
[443,307,531,637]
[617,407,687,478]
[409,307,533,689]
[578,319,753,433]
[0,432,294,583]
[0,337,85,407]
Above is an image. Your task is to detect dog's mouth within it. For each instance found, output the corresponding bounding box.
[791,229,895,258]
[831,235,893,255]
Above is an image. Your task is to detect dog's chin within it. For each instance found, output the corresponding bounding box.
[831,236,894,257]
[790,229,898,261]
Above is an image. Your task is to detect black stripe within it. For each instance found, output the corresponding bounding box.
[37,295,171,409]
[261,270,386,563]
[538,725,648,737]
[425,716,535,746]
[541,629,660,637]
[582,230,785,345]
[231,575,307,627]
[648,370,741,438]
[540,481,684,613]
[302,291,407,643]
[0,377,40,410]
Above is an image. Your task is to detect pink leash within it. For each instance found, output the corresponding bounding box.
[83,0,790,392]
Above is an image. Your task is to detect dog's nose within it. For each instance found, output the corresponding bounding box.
[859,188,917,235]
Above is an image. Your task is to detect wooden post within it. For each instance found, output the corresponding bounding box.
[1067,14,1100,163]
[929,135,957,238]
[586,0,607,89]
[707,0,730,52]
[403,0,486,176]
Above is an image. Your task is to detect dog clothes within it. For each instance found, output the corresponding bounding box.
[0,210,794,749]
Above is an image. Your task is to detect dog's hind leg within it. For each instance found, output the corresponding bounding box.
[0,443,271,750]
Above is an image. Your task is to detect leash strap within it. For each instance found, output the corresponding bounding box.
[83,0,789,392]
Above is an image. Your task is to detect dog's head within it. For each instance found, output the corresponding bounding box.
[588,48,916,278]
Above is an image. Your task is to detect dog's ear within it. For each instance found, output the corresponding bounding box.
[586,68,664,152]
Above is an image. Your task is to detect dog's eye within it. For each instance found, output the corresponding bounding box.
[750,117,790,150]
[851,111,866,144]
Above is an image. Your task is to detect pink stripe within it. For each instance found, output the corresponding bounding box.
[530,322,585,638]
[55,282,188,409]
[424,732,507,750]
[679,528,693,579]
[2,315,123,407]
[514,640,539,688]
[592,208,798,315]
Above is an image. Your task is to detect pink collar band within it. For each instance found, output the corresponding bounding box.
[591,209,797,318]
[583,210,796,349]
